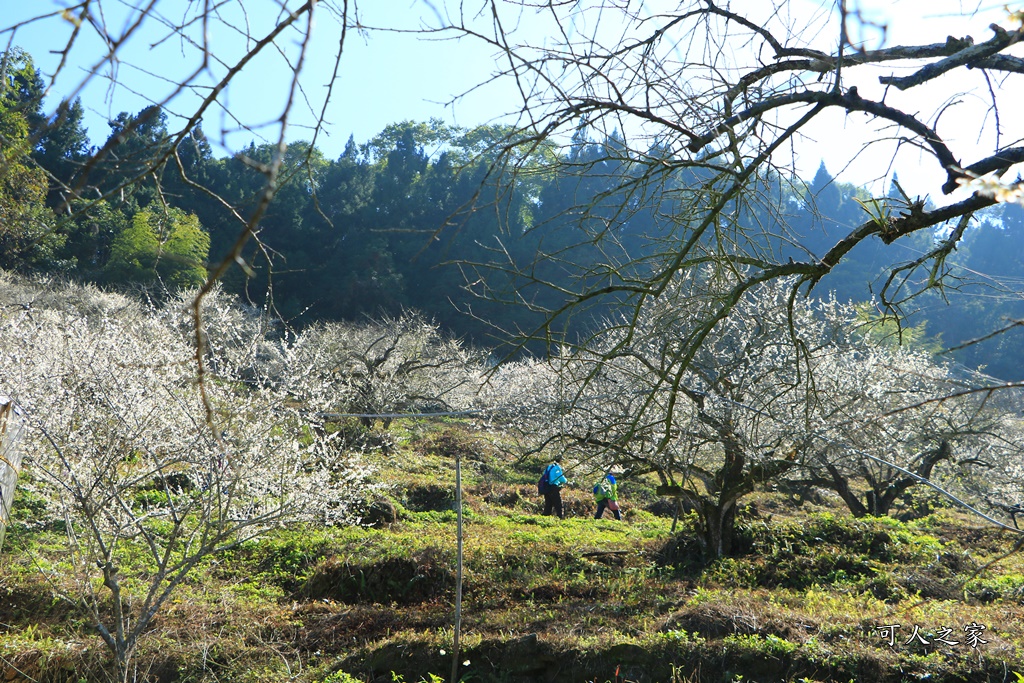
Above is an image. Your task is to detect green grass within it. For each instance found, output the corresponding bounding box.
[2,418,1023,682]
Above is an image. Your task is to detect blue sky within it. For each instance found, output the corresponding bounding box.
[5,1,504,157]
[4,1,1021,198]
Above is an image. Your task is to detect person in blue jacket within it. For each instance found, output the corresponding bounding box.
[593,473,621,520]
[539,456,568,518]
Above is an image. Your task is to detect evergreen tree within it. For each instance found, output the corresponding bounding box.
[0,48,61,269]
[92,105,171,204]
[32,98,91,209]
[809,161,841,214]
[60,199,129,276]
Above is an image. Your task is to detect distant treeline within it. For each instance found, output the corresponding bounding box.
[2,48,1022,377]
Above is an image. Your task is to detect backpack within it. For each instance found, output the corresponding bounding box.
[594,478,613,499]
[537,465,551,495]
[547,463,567,488]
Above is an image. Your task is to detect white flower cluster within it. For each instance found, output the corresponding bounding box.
[284,311,483,422]
[0,273,374,544]
[514,271,1023,517]
[956,173,1024,205]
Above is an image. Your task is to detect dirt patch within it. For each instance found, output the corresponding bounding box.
[655,534,706,571]
[0,584,77,625]
[644,497,679,518]
[952,526,1017,554]
[477,483,529,509]
[359,497,398,527]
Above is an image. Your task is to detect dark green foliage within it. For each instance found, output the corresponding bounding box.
[707,513,950,593]
[32,98,91,208]
[403,484,456,512]
[916,202,1024,380]
[0,49,62,269]
[92,105,172,202]
[6,43,1024,371]
[225,530,336,592]
[59,199,129,277]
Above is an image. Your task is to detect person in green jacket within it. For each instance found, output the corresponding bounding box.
[593,473,621,520]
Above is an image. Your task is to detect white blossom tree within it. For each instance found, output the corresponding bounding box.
[287,311,483,430]
[0,273,369,682]
[788,327,1019,519]
[534,275,1021,557]
[441,4,1024,496]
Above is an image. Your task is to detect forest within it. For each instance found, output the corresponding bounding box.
[2,46,1024,377]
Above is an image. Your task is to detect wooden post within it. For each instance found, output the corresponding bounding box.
[450,450,464,683]
[0,397,26,554]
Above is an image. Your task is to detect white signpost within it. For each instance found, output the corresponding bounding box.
[0,396,25,553]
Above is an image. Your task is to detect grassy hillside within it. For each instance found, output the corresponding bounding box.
[2,419,1023,683]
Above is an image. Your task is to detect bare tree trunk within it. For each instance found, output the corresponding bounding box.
[700,498,738,559]
[816,441,953,518]
[701,425,748,558]
[824,462,870,518]
[869,440,951,516]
